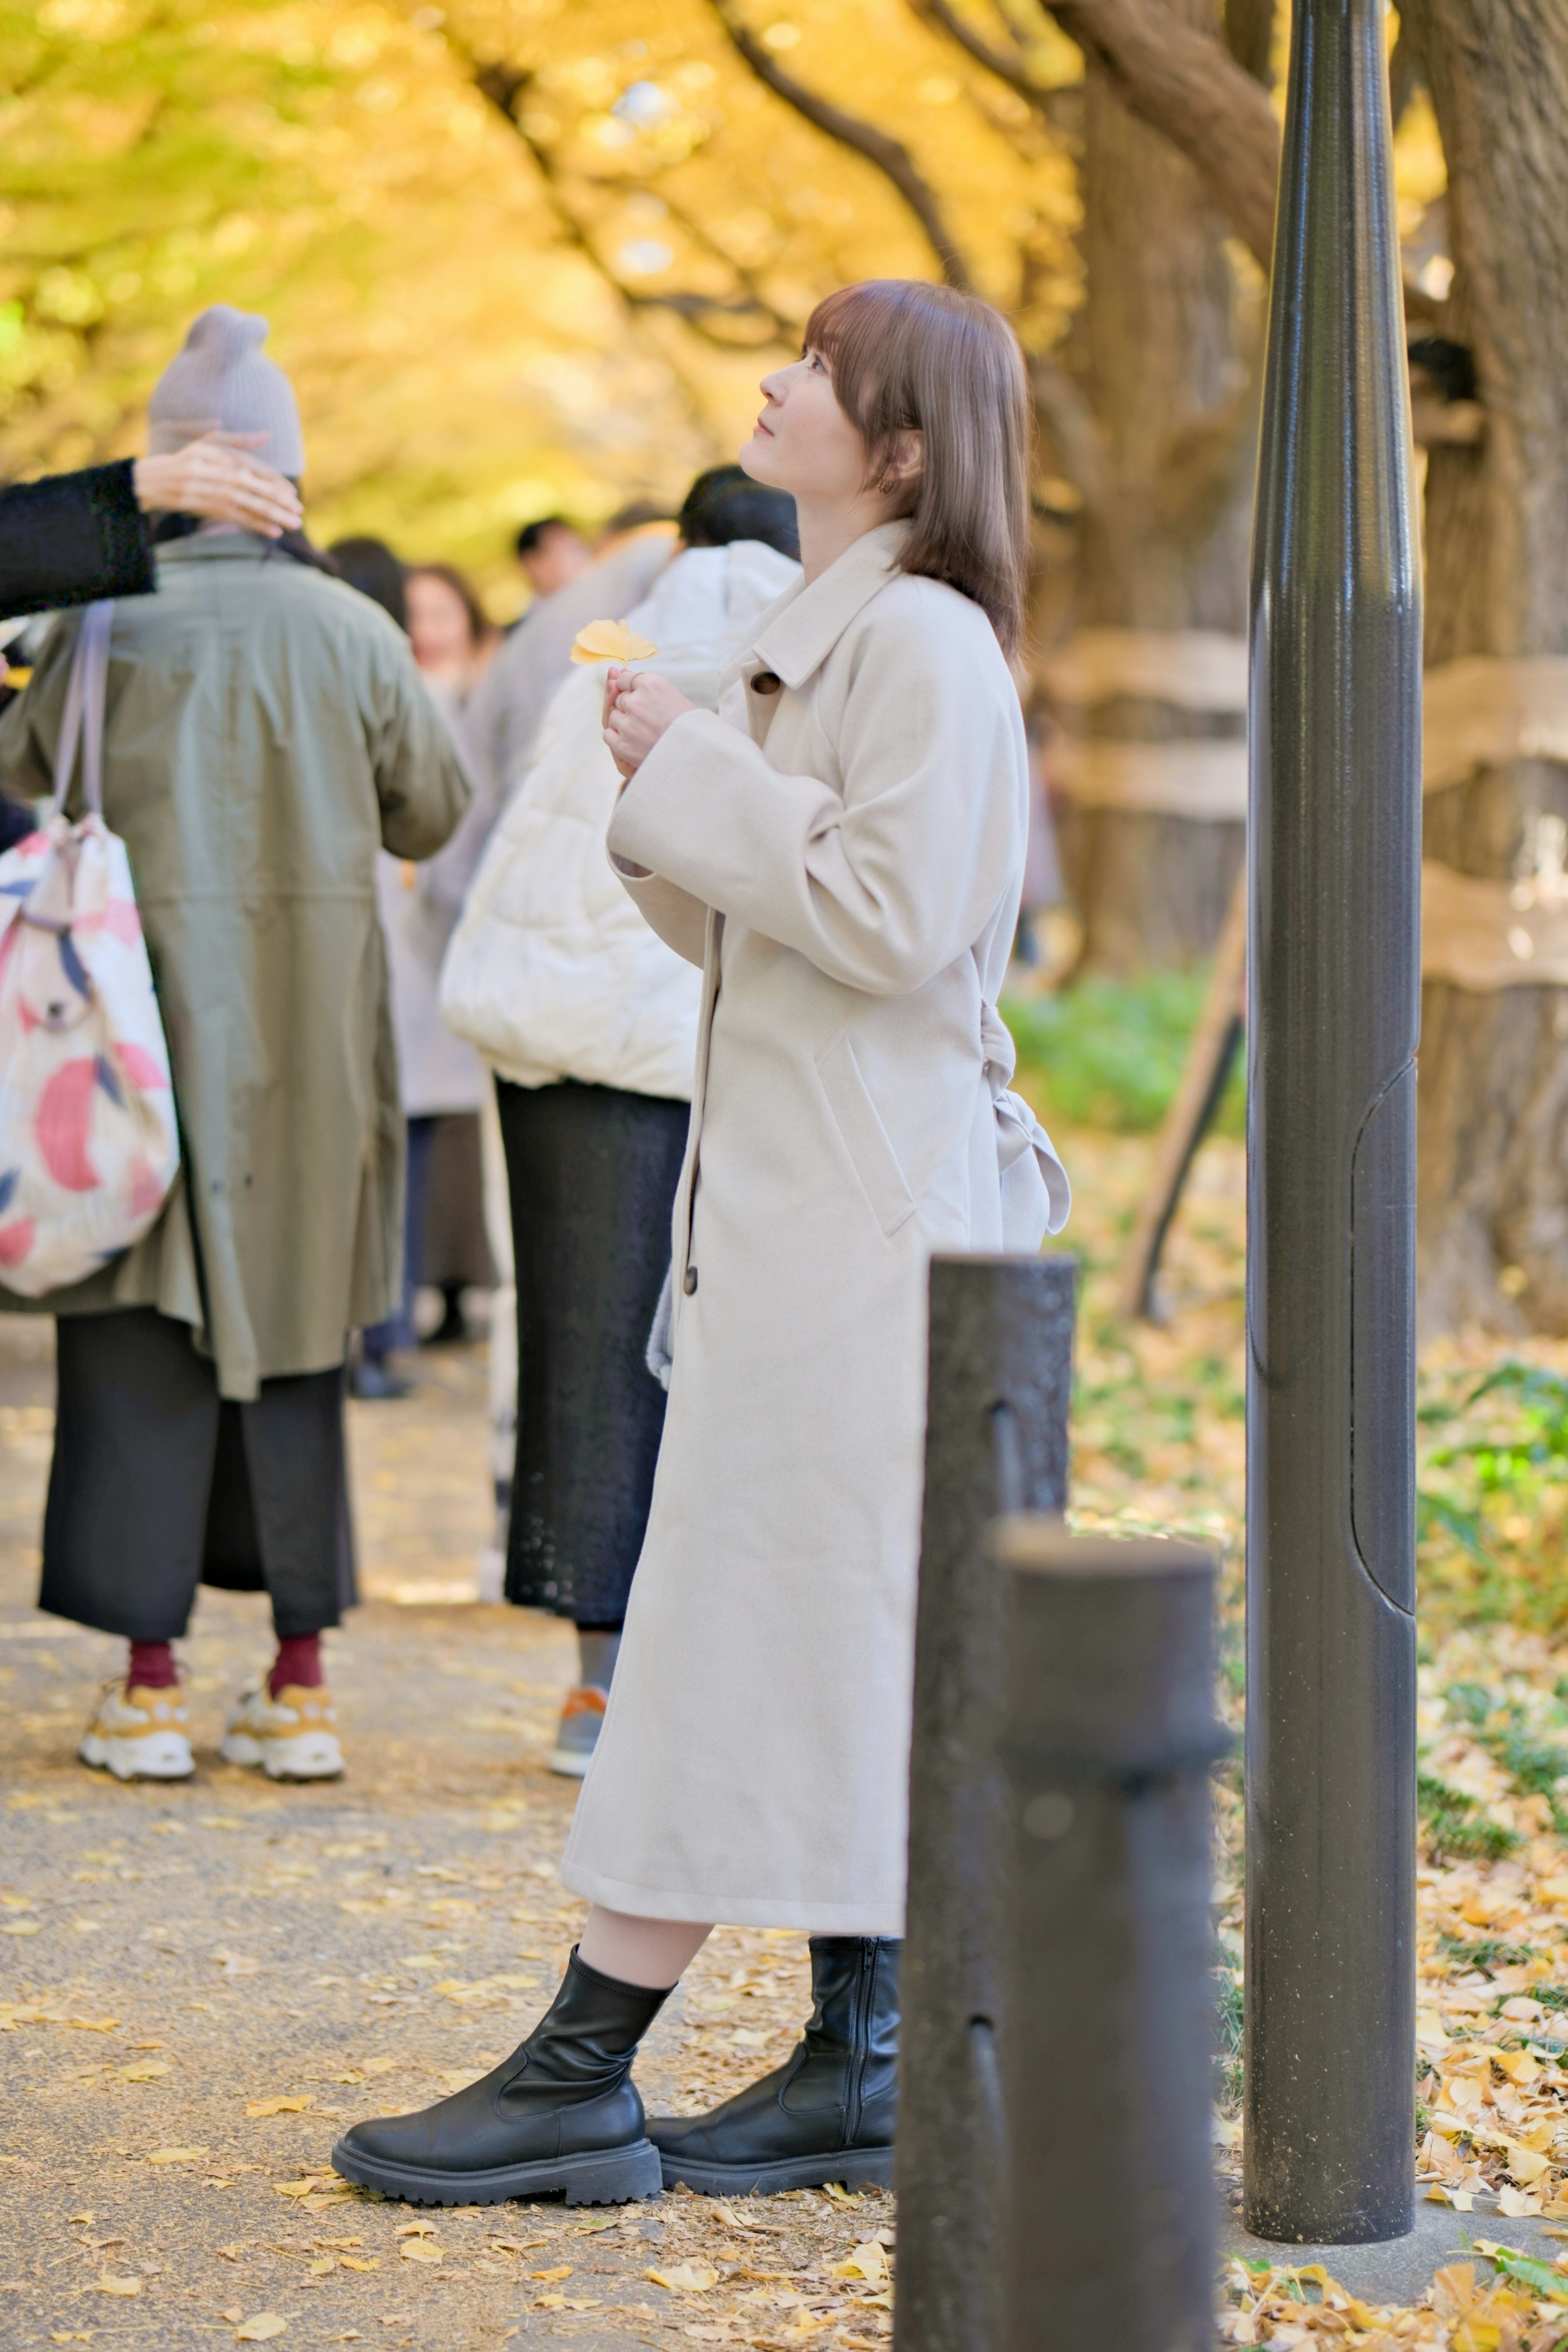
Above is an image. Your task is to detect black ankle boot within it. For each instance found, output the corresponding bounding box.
[648,1936,899,2196]
[331,1950,670,2206]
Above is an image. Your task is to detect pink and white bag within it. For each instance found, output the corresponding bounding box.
[0,601,179,1293]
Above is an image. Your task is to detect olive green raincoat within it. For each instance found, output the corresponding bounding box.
[0,533,469,1397]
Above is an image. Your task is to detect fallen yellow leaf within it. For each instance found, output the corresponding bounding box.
[339,2256,379,2272]
[235,2316,287,2342]
[68,2017,120,2033]
[570,618,659,665]
[246,2096,314,2116]
[97,2275,143,2296]
[308,2257,334,2276]
[831,2243,889,2283]
[119,2062,171,2081]
[399,2241,443,2263]
[1505,2142,1551,2184]
[147,2147,209,2164]
[529,2265,572,2281]
[2,1920,43,1935]
[646,2264,719,2292]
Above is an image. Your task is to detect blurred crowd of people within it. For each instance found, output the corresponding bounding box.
[0,303,802,1787]
[1,274,1067,2213]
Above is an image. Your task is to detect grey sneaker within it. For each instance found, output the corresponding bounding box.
[548,1685,608,1779]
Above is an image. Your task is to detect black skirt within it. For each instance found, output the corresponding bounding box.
[495,1078,688,1627]
[41,1308,355,1643]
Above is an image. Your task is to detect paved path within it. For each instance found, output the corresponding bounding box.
[0,1321,894,2351]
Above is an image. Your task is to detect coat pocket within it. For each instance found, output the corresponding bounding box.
[815,1032,916,1239]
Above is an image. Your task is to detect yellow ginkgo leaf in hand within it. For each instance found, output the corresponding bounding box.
[570,618,659,665]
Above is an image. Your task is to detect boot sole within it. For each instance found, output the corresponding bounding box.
[329,2133,663,2208]
[653,2144,895,2198]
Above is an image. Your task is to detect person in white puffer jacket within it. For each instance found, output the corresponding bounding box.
[440,468,800,1774]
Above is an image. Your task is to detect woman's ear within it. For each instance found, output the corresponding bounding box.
[879,428,924,500]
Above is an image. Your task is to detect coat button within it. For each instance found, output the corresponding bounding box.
[750,670,782,696]
[682,1266,698,1295]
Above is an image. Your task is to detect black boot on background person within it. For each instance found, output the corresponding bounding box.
[331,1950,670,2206]
[648,1936,900,2195]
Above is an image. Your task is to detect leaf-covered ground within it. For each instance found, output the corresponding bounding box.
[11,1029,1568,2343]
[0,1330,894,2350]
[1051,1113,1568,2349]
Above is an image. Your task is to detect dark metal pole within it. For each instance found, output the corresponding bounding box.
[1245,0,1421,2244]
[895,1254,1076,2352]
[997,1523,1224,2352]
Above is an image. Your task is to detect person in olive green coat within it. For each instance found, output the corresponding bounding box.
[0,305,469,1786]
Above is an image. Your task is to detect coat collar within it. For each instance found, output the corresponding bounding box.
[155,529,286,566]
[748,520,911,691]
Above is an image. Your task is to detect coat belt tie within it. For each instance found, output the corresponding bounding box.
[980,1000,1072,1242]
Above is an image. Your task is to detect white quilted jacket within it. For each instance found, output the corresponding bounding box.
[438,540,800,1099]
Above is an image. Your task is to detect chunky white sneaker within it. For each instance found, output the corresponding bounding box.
[220,1683,344,1780]
[79,1682,194,1781]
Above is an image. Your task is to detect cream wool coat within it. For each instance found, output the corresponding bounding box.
[561,523,1068,1935]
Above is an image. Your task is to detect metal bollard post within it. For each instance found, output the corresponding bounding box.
[895,1254,1076,2352]
[1245,0,1420,2244]
[996,1522,1225,2352]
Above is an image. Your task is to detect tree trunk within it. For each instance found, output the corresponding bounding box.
[1399,0,1568,1336]
[1052,20,1256,977]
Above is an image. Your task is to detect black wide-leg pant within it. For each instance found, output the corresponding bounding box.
[495,1077,688,1629]
[40,1307,355,1643]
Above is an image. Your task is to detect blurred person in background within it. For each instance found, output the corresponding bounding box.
[432,511,679,1574]
[458,505,677,836]
[405,562,499,707]
[0,308,469,1785]
[439,465,799,1774]
[329,540,494,1397]
[514,516,591,604]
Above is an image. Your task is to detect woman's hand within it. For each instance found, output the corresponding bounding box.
[603,667,696,780]
[132,434,304,537]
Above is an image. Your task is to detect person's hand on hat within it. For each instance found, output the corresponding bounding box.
[132,431,303,537]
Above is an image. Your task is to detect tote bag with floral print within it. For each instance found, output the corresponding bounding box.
[0,601,178,1293]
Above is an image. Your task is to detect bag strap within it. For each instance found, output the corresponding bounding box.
[51,600,114,820]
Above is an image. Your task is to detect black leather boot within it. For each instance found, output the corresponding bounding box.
[649,1937,899,2195]
[331,1950,670,2206]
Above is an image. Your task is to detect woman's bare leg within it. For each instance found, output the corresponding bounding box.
[578,1905,711,1989]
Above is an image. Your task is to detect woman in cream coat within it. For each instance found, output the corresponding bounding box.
[335,280,1068,2211]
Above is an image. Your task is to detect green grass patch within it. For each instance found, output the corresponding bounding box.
[1003,969,1244,1137]
[1418,1773,1522,1863]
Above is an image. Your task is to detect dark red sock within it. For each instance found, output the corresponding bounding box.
[269,1633,324,1697]
[128,1640,178,1690]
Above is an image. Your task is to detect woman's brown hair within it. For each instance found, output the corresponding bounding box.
[804,279,1031,662]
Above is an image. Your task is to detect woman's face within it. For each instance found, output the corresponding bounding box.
[406,572,475,677]
[740,349,869,504]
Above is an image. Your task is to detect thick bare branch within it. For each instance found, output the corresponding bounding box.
[908,0,1046,108]
[708,0,977,292]
[1038,0,1281,269]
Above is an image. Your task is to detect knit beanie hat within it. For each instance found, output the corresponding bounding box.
[147,305,305,477]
